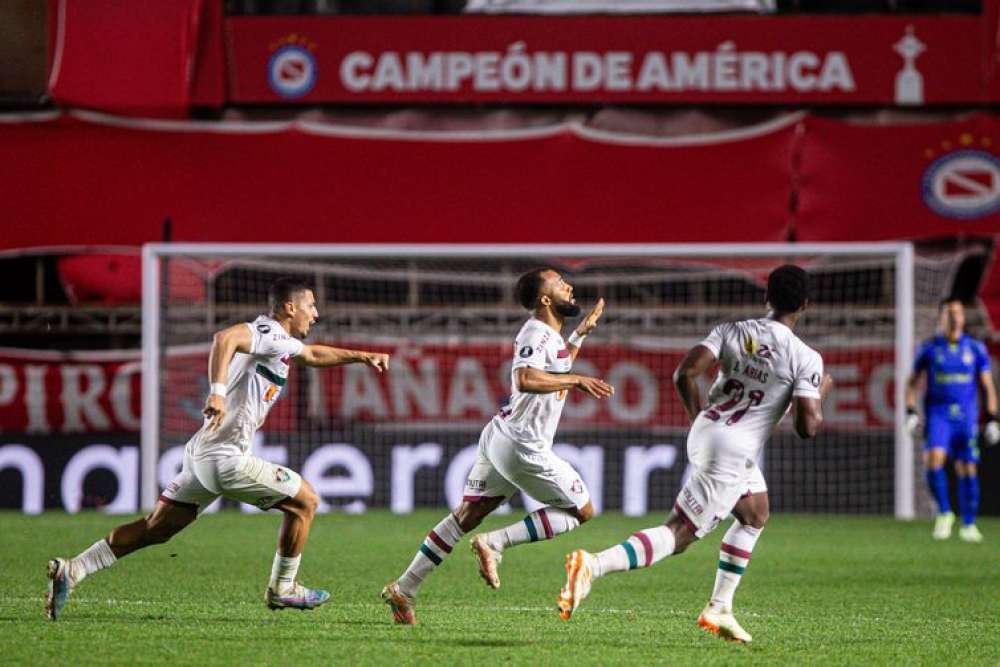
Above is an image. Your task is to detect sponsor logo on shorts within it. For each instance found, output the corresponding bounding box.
[571,479,584,494]
[681,487,704,516]
[165,482,179,495]
[274,467,290,483]
[465,479,486,491]
[745,458,754,469]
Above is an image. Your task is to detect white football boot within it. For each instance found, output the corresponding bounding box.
[958,524,983,543]
[557,549,595,621]
[932,511,955,540]
[698,603,752,644]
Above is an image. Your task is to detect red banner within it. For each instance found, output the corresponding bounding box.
[0,111,794,250]
[227,15,988,105]
[796,114,1000,240]
[2,342,928,435]
[47,0,224,117]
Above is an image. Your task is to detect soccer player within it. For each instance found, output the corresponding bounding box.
[557,265,832,644]
[905,298,999,542]
[381,267,614,625]
[46,278,390,620]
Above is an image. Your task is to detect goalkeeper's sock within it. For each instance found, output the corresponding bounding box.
[397,513,464,598]
[710,522,763,610]
[957,475,979,526]
[269,553,301,594]
[925,466,951,513]
[69,539,117,584]
[592,525,675,578]
[483,507,580,552]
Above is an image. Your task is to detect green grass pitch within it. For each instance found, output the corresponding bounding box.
[1,511,998,665]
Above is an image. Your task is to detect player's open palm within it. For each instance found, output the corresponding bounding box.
[203,394,226,431]
[577,297,606,336]
[365,352,390,372]
[577,375,614,399]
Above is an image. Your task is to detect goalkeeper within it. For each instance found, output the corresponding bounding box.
[905,298,998,542]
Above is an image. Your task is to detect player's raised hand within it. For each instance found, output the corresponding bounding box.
[203,394,226,431]
[984,414,1000,446]
[364,352,390,372]
[576,298,606,337]
[576,375,615,399]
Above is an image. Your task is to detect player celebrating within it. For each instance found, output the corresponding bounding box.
[46,278,390,620]
[381,267,614,625]
[557,265,832,644]
[905,298,998,542]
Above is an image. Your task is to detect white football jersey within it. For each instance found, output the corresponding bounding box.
[697,318,823,454]
[493,318,573,450]
[188,315,304,459]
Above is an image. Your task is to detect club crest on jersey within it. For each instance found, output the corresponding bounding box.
[962,348,974,365]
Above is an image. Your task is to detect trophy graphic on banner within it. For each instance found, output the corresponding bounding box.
[894,25,926,106]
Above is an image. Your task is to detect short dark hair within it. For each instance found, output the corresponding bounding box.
[268,278,311,313]
[939,297,964,310]
[515,267,557,310]
[766,264,809,313]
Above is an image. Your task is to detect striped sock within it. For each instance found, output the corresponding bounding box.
[593,525,675,578]
[397,513,464,597]
[710,521,762,610]
[485,508,580,551]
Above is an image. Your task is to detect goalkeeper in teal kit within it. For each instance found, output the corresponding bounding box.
[905,299,998,542]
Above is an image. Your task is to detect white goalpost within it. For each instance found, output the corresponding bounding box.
[142,242,934,519]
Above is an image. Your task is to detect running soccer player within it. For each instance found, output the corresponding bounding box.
[381,267,614,625]
[46,278,390,620]
[905,298,999,542]
[557,265,832,644]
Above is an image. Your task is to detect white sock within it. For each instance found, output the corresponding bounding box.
[270,553,301,594]
[484,507,581,552]
[69,539,117,584]
[593,525,675,578]
[397,514,465,598]
[710,521,762,611]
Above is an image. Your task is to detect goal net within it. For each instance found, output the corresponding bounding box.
[142,243,963,518]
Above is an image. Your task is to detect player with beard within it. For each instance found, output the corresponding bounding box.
[46,278,389,620]
[382,267,614,625]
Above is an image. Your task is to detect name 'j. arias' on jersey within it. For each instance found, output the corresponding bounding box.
[189,315,304,458]
[493,318,573,450]
[698,318,824,453]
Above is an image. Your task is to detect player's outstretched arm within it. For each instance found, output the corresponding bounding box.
[567,298,605,363]
[792,373,833,439]
[672,344,717,422]
[515,367,614,399]
[298,345,389,372]
[203,324,252,431]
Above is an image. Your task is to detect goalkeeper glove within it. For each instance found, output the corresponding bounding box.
[984,414,1000,447]
[906,408,921,439]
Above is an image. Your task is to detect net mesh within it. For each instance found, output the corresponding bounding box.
[153,248,966,515]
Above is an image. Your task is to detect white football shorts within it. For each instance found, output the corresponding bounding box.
[673,416,768,539]
[160,449,302,512]
[464,420,590,510]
